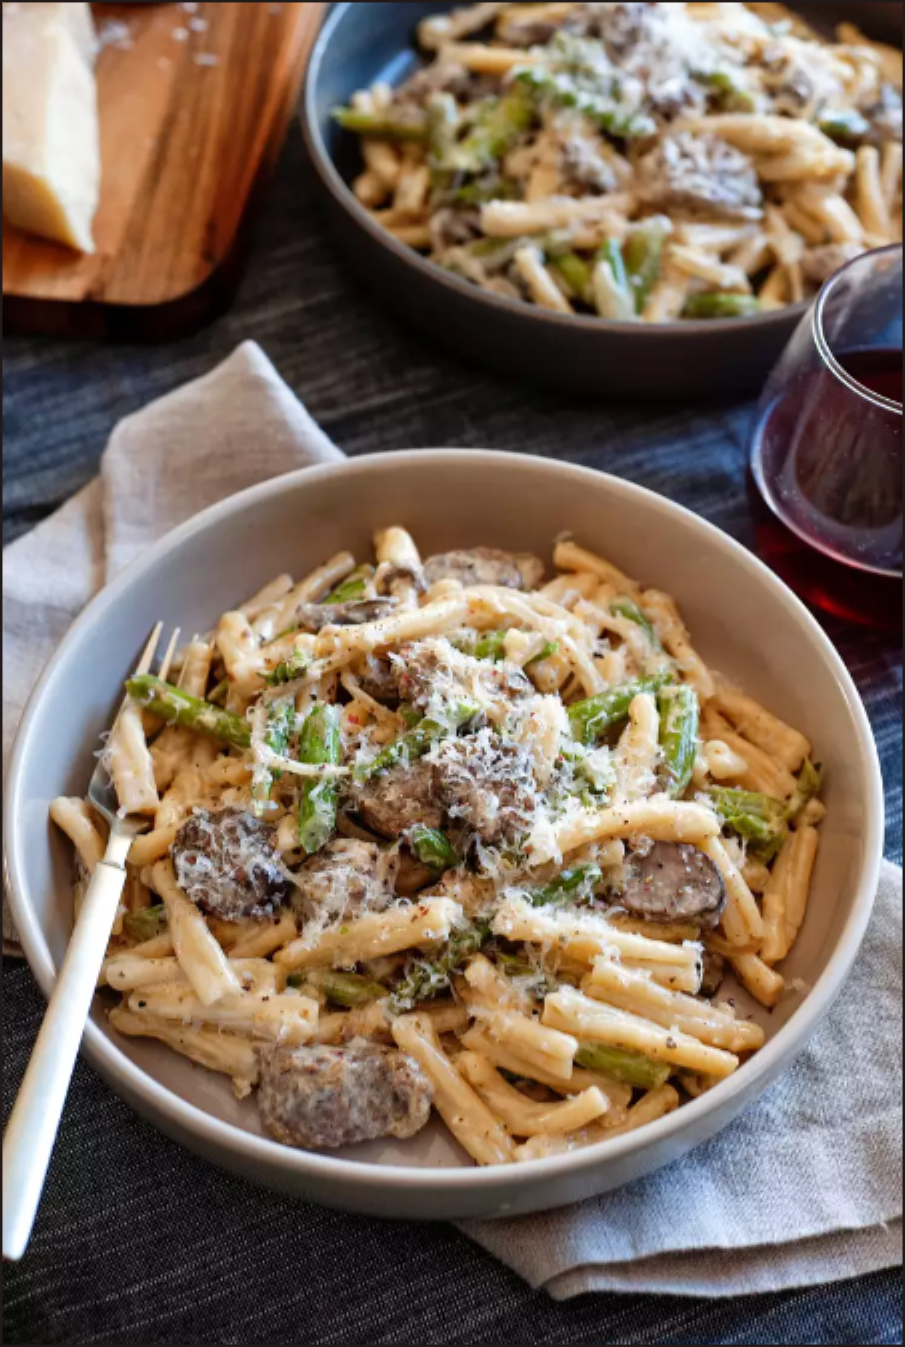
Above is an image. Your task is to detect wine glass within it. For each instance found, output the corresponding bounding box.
[749,245,902,632]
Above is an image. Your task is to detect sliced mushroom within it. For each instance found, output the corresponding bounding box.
[375,562,427,599]
[257,1043,433,1150]
[617,841,726,928]
[295,598,398,632]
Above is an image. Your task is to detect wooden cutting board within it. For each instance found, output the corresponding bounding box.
[2,1,326,339]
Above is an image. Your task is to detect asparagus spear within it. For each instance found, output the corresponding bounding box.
[252,700,297,813]
[527,640,560,667]
[592,238,635,319]
[333,106,428,141]
[390,919,492,1012]
[515,66,656,138]
[494,951,557,996]
[126,675,251,748]
[818,108,871,143]
[709,786,788,861]
[611,596,659,646]
[426,91,460,170]
[325,565,373,605]
[788,759,823,820]
[698,68,756,112]
[592,254,636,321]
[473,630,508,662]
[548,251,592,303]
[265,649,310,688]
[408,825,459,875]
[296,704,341,854]
[597,238,629,291]
[568,672,673,747]
[683,293,761,320]
[448,91,534,175]
[452,175,520,205]
[208,677,229,705]
[356,702,479,780]
[528,864,602,908]
[658,684,699,799]
[317,970,389,1007]
[575,1042,671,1089]
[469,236,515,260]
[624,218,671,312]
[123,904,168,944]
[568,742,617,797]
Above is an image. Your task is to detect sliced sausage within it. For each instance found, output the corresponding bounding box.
[636,133,763,220]
[292,839,398,925]
[617,841,726,927]
[423,547,543,590]
[393,638,532,714]
[352,759,444,839]
[171,807,292,921]
[433,732,538,845]
[257,1043,433,1150]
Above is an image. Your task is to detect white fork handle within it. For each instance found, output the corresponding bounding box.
[3,830,132,1261]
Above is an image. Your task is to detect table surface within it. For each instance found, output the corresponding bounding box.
[3,122,902,1347]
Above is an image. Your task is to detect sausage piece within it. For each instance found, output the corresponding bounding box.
[393,639,532,714]
[433,732,538,845]
[353,759,444,838]
[617,841,726,928]
[636,133,763,220]
[292,839,398,925]
[257,1043,433,1149]
[423,547,543,590]
[171,807,292,921]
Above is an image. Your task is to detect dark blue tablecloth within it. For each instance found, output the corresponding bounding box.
[3,124,902,1347]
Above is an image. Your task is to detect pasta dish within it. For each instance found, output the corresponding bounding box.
[53,531,824,1164]
[334,3,903,322]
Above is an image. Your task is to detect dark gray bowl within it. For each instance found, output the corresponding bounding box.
[302,2,902,399]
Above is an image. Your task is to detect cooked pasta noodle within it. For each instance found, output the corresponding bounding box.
[53,528,824,1162]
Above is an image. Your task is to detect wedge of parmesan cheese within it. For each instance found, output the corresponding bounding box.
[2,2,100,252]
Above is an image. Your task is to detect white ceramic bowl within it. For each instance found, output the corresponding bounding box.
[5,451,883,1220]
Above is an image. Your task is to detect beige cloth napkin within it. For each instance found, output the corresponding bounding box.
[3,343,901,1298]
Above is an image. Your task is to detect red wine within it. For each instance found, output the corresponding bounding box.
[751,346,903,631]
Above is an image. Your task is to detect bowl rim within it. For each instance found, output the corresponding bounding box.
[5,449,884,1195]
[301,0,810,342]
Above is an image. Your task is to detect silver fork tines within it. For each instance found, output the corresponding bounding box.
[87,622,176,836]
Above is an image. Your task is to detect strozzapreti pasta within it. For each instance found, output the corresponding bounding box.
[54,531,824,1164]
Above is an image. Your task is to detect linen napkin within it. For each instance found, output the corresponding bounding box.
[3,342,901,1299]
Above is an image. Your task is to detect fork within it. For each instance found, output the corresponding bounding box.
[3,623,179,1262]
